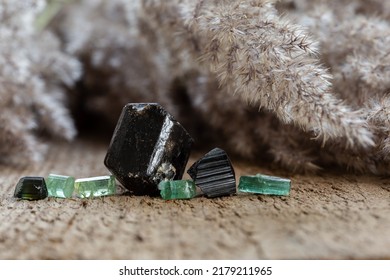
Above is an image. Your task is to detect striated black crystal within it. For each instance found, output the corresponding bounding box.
[104,103,194,196]
[14,176,48,200]
[187,148,236,198]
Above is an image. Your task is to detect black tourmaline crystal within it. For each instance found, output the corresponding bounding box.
[14,177,48,200]
[187,148,236,197]
[104,103,194,196]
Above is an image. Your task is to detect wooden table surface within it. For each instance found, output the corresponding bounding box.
[1,138,389,259]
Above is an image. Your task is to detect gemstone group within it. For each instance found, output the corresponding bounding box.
[238,174,291,196]
[75,175,116,198]
[104,103,194,196]
[158,180,197,200]
[187,148,236,197]
[46,174,75,198]
[14,177,48,200]
[12,104,292,202]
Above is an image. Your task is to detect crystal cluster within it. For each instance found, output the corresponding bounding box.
[14,174,116,200]
[104,103,194,196]
[13,103,292,202]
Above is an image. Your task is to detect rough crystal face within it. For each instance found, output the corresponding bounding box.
[187,148,236,197]
[104,103,194,196]
[46,174,75,198]
[14,177,48,200]
[74,175,116,198]
[158,180,196,200]
[238,174,291,196]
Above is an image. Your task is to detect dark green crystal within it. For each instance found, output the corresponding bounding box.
[14,177,48,200]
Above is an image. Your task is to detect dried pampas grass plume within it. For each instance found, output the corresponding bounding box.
[180,0,373,148]
[0,0,81,165]
[2,0,390,175]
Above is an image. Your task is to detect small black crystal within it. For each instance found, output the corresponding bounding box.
[187,148,236,198]
[14,176,48,200]
[104,103,194,196]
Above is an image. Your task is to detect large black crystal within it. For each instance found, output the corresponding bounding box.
[14,176,48,200]
[104,103,194,196]
[187,148,236,198]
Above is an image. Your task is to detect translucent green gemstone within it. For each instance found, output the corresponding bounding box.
[238,174,291,196]
[14,177,48,200]
[46,174,75,198]
[74,175,116,198]
[158,180,196,200]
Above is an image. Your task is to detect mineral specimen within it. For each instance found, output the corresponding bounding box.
[74,175,116,198]
[238,174,291,196]
[187,148,236,197]
[46,174,75,198]
[104,103,194,196]
[158,180,196,200]
[14,176,48,200]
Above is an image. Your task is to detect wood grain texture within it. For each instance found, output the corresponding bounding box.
[0,139,389,259]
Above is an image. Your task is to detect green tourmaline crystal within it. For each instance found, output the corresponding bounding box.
[74,175,116,198]
[14,177,48,200]
[238,174,291,196]
[46,174,75,198]
[158,180,196,200]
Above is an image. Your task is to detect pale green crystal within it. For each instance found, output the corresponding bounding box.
[158,180,196,200]
[238,174,291,196]
[46,174,75,198]
[75,175,116,198]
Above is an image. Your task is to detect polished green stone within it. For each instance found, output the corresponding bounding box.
[75,175,116,198]
[46,174,75,198]
[238,174,291,196]
[158,180,196,200]
[14,177,48,200]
